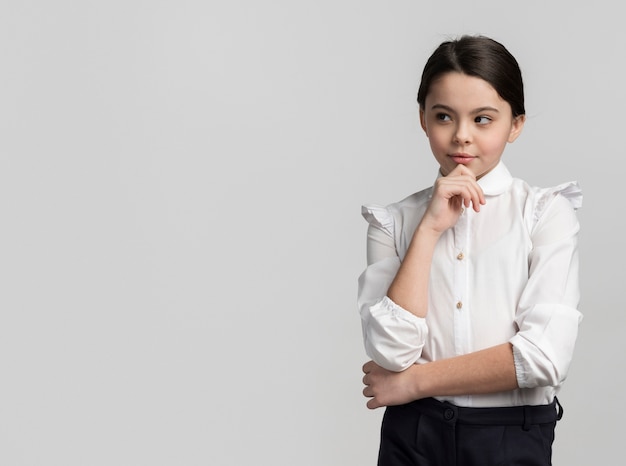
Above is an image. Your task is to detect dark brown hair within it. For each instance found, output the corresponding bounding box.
[417,36,525,117]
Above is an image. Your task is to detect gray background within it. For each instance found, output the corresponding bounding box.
[0,1,621,465]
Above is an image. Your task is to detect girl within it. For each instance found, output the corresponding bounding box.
[358,35,582,466]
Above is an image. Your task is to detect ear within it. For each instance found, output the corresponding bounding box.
[508,114,526,143]
[419,108,428,136]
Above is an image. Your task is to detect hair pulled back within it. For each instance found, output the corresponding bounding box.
[417,35,525,117]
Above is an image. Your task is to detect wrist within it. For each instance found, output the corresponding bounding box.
[408,364,427,401]
[414,222,444,243]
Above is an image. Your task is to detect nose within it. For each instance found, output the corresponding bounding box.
[453,122,471,145]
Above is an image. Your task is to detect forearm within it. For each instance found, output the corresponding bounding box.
[387,225,440,318]
[362,343,518,409]
[415,343,518,398]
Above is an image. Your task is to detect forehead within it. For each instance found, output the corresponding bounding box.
[425,72,509,111]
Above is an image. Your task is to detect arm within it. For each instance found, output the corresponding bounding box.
[357,219,428,371]
[510,192,582,388]
[363,343,517,409]
[358,165,485,371]
[362,166,517,408]
[387,165,485,317]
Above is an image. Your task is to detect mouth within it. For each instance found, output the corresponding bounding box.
[449,153,475,164]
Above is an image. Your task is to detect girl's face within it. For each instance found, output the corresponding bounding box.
[420,72,525,179]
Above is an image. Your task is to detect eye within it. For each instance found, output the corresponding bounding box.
[435,113,451,122]
[474,115,492,124]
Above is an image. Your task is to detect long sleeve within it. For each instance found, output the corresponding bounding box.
[510,186,583,388]
[357,205,429,371]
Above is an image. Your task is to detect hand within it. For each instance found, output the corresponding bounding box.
[419,165,485,234]
[362,360,419,409]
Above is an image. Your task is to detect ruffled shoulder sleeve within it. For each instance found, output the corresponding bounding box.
[528,181,582,241]
[361,204,395,237]
[533,181,582,224]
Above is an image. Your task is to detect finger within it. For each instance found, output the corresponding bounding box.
[367,398,382,410]
[467,184,485,212]
[442,177,484,212]
[453,171,484,208]
[362,360,374,373]
[471,185,486,211]
[448,164,473,177]
[438,181,482,211]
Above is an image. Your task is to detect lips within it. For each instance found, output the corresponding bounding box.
[449,153,475,164]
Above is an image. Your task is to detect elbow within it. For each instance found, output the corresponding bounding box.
[360,296,428,372]
[511,334,579,388]
[513,345,572,388]
[512,303,582,388]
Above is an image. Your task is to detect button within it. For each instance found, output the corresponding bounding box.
[456,301,463,309]
[444,409,455,420]
[456,252,464,260]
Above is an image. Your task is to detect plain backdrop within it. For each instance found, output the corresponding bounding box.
[0,1,622,465]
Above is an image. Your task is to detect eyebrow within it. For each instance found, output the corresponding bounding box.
[430,104,500,114]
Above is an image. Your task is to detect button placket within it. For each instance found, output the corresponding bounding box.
[453,209,471,355]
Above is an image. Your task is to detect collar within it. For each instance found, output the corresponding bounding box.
[476,162,513,196]
[435,161,513,197]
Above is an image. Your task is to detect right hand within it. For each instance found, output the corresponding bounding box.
[419,164,485,234]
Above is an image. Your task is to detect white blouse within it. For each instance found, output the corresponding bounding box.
[358,162,583,407]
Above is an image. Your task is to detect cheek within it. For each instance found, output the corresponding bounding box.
[482,136,509,155]
[428,137,447,156]
[427,129,449,150]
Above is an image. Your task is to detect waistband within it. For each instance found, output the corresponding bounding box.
[406,397,563,431]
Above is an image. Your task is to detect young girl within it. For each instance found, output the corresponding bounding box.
[358,35,582,465]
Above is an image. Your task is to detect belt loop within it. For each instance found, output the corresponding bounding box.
[555,397,564,421]
[522,406,531,431]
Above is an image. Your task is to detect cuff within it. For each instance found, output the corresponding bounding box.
[361,296,428,372]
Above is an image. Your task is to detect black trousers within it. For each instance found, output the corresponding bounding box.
[377,397,563,466]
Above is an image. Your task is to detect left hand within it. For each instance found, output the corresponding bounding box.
[362,360,419,409]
